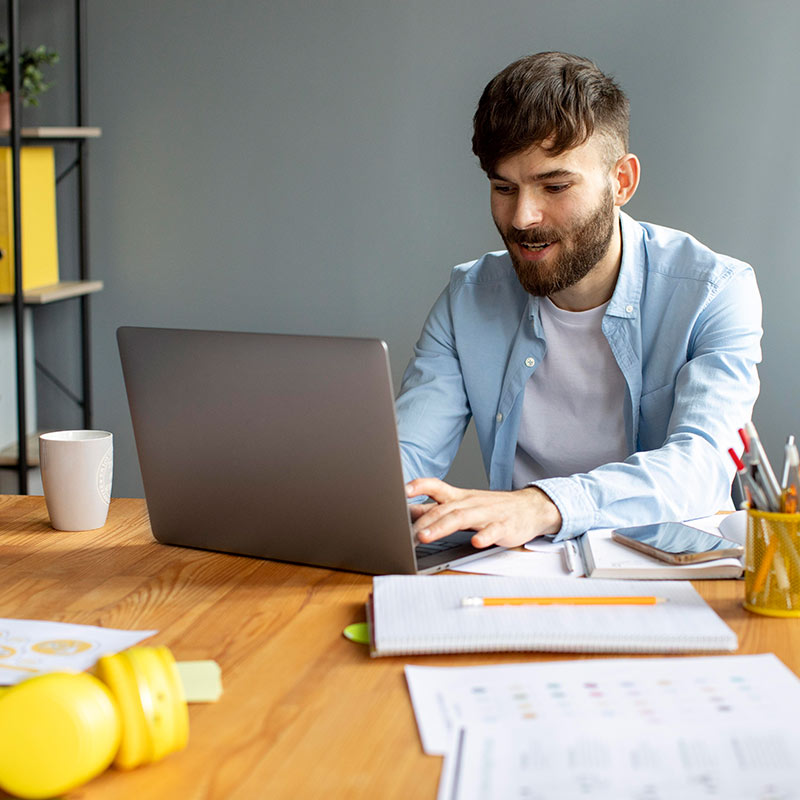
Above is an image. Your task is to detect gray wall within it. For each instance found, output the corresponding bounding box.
[19,0,800,497]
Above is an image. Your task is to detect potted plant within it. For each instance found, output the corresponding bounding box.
[0,41,59,129]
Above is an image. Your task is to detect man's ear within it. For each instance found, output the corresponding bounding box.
[613,153,640,207]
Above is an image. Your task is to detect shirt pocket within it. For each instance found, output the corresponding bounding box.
[638,382,675,450]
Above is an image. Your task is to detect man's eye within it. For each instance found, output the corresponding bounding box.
[492,184,515,195]
[545,184,570,193]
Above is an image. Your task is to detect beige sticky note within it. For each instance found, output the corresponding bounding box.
[176,660,223,703]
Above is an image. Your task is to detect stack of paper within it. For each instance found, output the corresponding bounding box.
[403,654,800,799]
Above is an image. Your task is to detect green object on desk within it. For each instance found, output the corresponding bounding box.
[343,622,370,645]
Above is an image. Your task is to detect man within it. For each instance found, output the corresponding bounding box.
[397,51,762,549]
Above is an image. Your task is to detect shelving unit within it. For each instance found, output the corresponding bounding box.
[2,0,100,493]
[0,278,102,305]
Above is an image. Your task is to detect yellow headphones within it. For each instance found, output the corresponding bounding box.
[0,645,189,799]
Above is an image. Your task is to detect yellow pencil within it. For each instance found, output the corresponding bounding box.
[460,596,667,607]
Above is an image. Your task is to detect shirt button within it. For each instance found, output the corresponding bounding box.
[625,304,634,313]
[525,357,536,368]
[496,412,503,423]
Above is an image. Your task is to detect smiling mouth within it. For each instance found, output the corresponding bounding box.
[520,242,552,251]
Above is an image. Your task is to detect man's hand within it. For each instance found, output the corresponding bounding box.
[406,478,562,549]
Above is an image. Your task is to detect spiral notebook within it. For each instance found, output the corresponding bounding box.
[367,575,737,656]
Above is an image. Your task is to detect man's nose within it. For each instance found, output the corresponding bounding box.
[512,191,544,229]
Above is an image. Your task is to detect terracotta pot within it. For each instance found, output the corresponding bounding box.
[0,92,10,130]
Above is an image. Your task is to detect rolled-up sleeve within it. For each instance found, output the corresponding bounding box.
[396,287,473,483]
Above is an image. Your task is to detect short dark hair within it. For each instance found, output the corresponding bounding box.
[471,52,630,174]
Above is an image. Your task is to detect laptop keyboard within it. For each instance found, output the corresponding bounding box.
[415,530,475,557]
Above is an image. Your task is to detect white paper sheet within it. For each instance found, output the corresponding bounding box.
[449,548,576,577]
[0,618,157,684]
[438,716,800,800]
[406,653,800,756]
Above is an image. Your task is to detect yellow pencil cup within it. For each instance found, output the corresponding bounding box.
[744,508,800,617]
[0,645,189,799]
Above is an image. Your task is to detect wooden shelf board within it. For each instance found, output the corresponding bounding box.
[0,432,41,468]
[0,126,102,139]
[0,279,104,305]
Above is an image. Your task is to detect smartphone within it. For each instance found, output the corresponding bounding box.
[611,522,744,564]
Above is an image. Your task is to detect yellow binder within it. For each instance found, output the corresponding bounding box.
[0,146,59,293]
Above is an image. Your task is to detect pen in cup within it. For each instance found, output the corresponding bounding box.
[729,448,770,511]
[744,445,780,511]
[745,422,782,511]
[781,435,796,487]
[751,528,777,596]
[739,426,751,455]
[780,435,800,514]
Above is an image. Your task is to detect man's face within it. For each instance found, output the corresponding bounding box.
[489,136,619,297]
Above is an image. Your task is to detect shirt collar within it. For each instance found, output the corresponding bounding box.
[526,211,644,321]
[605,210,644,319]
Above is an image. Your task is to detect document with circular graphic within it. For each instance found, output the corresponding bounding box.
[0,618,157,684]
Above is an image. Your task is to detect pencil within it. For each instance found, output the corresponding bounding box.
[460,596,668,607]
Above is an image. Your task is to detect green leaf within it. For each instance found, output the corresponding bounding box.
[0,39,59,104]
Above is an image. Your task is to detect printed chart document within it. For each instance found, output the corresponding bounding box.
[405,654,799,755]
[369,575,737,656]
[0,618,157,684]
[438,717,800,800]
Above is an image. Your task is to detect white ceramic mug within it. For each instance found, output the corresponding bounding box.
[39,431,113,531]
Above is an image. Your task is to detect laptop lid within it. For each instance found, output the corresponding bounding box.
[117,326,496,574]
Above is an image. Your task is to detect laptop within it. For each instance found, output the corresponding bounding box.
[117,326,502,574]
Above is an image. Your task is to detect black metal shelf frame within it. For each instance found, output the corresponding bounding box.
[6,0,93,493]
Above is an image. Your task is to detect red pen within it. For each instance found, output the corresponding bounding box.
[729,448,769,510]
[739,427,750,454]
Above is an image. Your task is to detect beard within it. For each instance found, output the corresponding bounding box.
[496,186,616,297]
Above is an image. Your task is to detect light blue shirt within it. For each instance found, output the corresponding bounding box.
[396,212,763,539]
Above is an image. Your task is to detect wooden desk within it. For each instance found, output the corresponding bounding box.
[1,495,798,799]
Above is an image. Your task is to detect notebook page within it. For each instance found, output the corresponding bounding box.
[371,575,736,656]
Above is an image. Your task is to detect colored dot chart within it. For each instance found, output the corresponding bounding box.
[406,653,798,756]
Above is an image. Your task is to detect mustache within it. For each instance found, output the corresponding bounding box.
[506,228,560,245]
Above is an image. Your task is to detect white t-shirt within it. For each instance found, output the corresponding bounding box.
[512,297,628,488]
